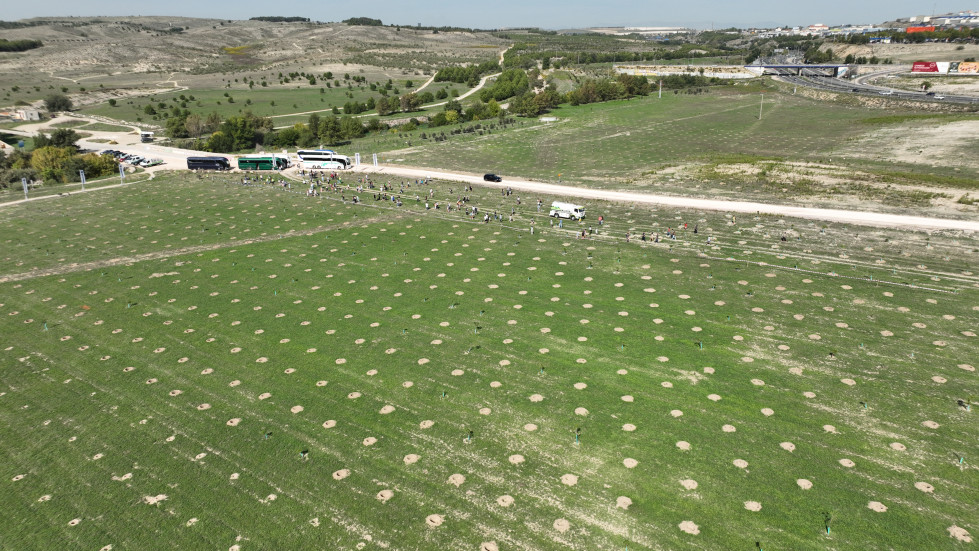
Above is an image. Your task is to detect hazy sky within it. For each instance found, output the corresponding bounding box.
[4,1,969,30]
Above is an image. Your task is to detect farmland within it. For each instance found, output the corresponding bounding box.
[1,173,976,549]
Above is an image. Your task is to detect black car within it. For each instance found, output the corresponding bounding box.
[483,173,502,182]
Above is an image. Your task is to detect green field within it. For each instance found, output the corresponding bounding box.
[80,80,469,127]
[348,86,909,184]
[1,173,976,549]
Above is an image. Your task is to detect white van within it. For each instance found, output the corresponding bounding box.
[550,201,586,220]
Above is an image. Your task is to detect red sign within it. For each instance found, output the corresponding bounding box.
[906,26,936,33]
[912,62,939,73]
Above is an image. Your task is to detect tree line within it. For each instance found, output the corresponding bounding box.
[0,38,43,52]
[249,17,310,23]
[0,129,118,187]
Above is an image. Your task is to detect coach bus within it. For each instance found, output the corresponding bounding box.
[238,155,289,171]
[296,149,351,170]
[186,156,231,170]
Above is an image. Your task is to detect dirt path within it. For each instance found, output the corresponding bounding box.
[0,213,397,284]
[351,164,979,232]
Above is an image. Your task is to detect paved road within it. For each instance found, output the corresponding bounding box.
[779,67,978,104]
[350,164,979,232]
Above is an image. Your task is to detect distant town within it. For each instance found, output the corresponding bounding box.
[577,9,979,40]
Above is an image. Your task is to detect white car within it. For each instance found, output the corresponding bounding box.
[934,94,946,100]
[879,90,894,96]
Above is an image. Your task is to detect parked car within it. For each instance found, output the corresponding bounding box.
[483,173,502,182]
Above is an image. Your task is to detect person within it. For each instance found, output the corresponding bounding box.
[598,215,604,226]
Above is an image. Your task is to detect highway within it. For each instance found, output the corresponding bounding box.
[778,68,979,104]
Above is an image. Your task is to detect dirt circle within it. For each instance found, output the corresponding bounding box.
[616,496,632,509]
[509,454,525,465]
[481,543,500,551]
[750,378,765,386]
[797,479,813,490]
[332,469,350,480]
[529,394,544,402]
[733,459,748,469]
[226,418,241,427]
[490,381,502,388]
[948,526,972,542]
[915,481,934,493]
[679,521,700,535]
[379,405,395,415]
[867,501,887,512]
[922,420,940,429]
[426,514,444,527]
[676,441,691,451]
[824,425,838,433]
[680,479,698,490]
[574,382,587,390]
[404,454,420,465]
[623,458,638,468]
[744,501,762,511]
[722,424,736,433]
[780,442,796,452]
[553,518,570,533]
[291,405,304,414]
[420,420,434,429]
[622,424,636,431]
[708,394,721,402]
[496,495,514,507]
[890,442,907,451]
[670,410,683,418]
[839,458,856,467]
[448,474,465,487]
[376,489,394,503]
[322,420,336,429]
[574,407,588,416]
[561,474,578,486]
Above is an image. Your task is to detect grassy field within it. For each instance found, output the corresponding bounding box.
[347,85,899,181]
[0,172,976,550]
[80,81,469,127]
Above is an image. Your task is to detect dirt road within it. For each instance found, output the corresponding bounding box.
[350,164,979,232]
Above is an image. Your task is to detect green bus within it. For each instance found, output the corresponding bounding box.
[237,155,289,171]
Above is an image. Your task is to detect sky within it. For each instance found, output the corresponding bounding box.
[4,1,970,30]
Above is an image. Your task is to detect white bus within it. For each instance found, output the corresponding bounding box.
[296,149,351,170]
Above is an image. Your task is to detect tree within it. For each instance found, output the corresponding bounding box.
[339,116,365,139]
[399,93,422,112]
[376,96,394,116]
[185,113,205,140]
[30,146,75,183]
[319,116,343,145]
[43,93,72,112]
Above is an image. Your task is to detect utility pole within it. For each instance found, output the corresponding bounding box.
[658,79,663,99]
[759,93,764,119]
